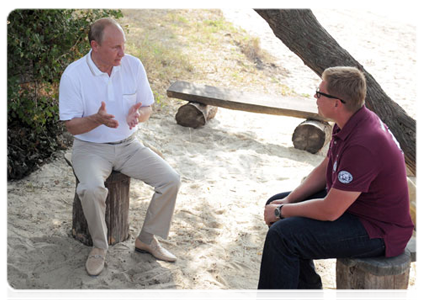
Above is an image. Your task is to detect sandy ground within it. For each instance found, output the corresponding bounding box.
[6,8,417,296]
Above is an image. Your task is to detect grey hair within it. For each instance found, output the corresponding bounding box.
[88,18,123,45]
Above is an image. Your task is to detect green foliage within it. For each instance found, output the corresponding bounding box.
[8,9,123,129]
[7,9,123,180]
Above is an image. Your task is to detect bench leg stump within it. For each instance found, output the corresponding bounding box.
[175,102,218,128]
[336,259,410,300]
[292,119,332,154]
[72,171,131,246]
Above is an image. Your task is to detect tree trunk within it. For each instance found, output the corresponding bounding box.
[255,9,416,175]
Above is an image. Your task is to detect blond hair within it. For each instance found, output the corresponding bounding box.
[322,66,367,112]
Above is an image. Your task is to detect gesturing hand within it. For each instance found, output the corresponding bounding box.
[97,101,119,128]
[127,102,143,130]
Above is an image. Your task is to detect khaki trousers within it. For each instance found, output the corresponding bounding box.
[71,137,180,250]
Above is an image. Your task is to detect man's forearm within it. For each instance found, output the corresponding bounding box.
[285,158,328,203]
[65,115,102,136]
[280,188,361,222]
[65,102,119,136]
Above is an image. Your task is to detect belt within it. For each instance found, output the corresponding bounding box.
[105,134,136,145]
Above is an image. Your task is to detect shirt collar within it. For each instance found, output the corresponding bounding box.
[86,49,120,77]
[333,105,369,141]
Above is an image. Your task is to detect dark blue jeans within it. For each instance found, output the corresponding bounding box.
[258,191,385,289]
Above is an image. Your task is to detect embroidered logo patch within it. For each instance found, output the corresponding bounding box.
[338,171,353,184]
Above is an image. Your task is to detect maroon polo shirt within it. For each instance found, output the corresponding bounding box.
[326,106,414,257]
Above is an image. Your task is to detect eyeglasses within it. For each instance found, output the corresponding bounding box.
[315,89,346,104]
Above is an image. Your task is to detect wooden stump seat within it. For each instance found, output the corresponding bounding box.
[336,237,416,289]
[64,153,131,246]
[167,81,332,154]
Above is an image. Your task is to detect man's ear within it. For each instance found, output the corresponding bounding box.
[91,40,99,52]
[335,99,341,108]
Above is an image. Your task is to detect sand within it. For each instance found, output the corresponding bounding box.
[6,8,417,296]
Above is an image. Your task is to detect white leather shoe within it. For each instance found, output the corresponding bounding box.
[86,247,107,276]
[135,236,177,262]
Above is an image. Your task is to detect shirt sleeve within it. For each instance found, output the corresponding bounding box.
[135,60,154,107]
[332,145,379,193]
[59,73,84,121]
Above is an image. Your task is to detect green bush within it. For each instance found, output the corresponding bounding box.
[7,9,123,180]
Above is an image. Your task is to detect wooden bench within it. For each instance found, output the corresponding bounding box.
[336,236,416,289]
[64,153,131,246]
[167,81,332,154]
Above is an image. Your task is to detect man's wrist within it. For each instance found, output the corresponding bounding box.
[274,204,285,220]
[91,113,103,126]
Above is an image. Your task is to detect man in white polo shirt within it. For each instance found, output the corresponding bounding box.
[59,18,180,276]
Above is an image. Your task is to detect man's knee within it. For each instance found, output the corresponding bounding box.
[166,171,181,191]
[266,222,285,247]
[76,181,108,203]
[151,168,181,197]
[265,220,298,255]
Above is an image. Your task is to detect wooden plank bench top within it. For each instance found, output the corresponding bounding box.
[167,81,329,122]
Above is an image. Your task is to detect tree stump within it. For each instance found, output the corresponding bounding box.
[64,153,131,246]
[292,119,332,154]
[336,252,411,289]
[175,102,218,128]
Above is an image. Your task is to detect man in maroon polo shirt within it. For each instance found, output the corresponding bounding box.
[258,66,414,289]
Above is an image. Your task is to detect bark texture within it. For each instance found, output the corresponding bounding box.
[255,9,416,175]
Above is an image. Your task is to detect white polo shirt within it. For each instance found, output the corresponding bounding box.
[59,50,154,143]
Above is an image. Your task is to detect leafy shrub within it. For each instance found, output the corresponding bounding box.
[7,9,123,180]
